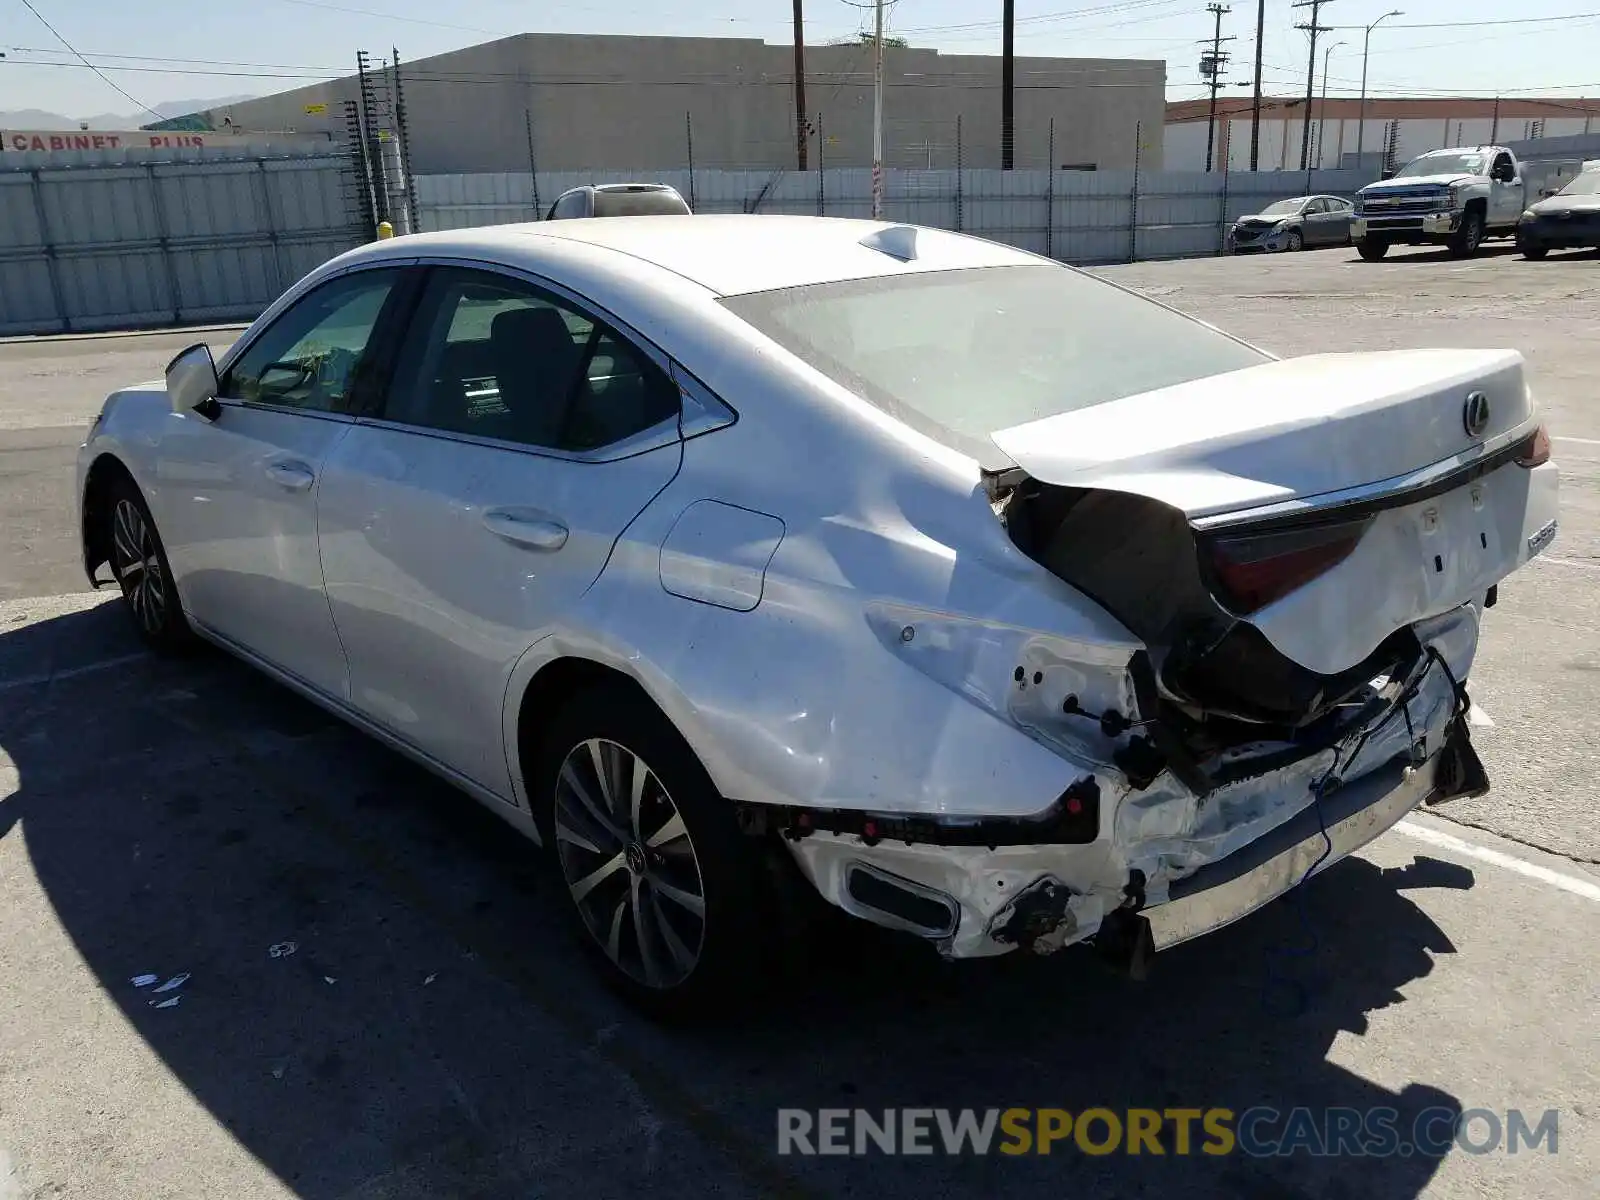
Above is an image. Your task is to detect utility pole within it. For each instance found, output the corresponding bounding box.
[872,0,885,217]
[1249,0,1265,170]
[1292,0,1334,171]
[1200,4,1235,173]
[1356,11,1401,169]
[1002,0,1015,169]
[792,0,808,170]
[1317,40,1344,169]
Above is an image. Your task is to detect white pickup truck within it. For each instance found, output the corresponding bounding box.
[1352,146,1530,260]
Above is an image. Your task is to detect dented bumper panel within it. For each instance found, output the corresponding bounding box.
[786,605,1477,960]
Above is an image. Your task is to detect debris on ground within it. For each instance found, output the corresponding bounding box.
[268,941,298,959]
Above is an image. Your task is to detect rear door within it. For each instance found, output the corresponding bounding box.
[315,264,684,798]
[1302,198,1330,244]
[1324,198,1350,243]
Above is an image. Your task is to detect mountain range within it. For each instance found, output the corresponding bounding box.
[0,96,258,130]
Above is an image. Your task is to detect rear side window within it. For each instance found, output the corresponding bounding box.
[382,268,679,452]
[549,191,590,220]
[720,264,1267,466]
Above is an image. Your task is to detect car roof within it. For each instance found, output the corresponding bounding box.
[376,215,1044,296]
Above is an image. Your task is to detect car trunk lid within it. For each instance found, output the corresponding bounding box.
[989,349,1531,519]
[989,349,1555,717]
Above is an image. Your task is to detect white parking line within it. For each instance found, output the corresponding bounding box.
[1534,556,1600,572]
[1394,819,1600,903]
[0,651,146,692]
[1553,435,1600,446]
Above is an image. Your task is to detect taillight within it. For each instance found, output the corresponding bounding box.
[1204,518,1372,615]
[1516,425,1551,468]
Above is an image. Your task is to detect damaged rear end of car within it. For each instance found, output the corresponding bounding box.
[719,257,1558,973]
[979,349,1557,965]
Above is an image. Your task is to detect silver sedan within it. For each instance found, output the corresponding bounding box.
[77,216,1557,1014]
[1230,195,1355,252]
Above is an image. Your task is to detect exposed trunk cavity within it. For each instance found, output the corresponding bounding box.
[998,478,1407,733]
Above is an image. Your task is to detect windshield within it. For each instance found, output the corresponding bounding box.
[1558,171,1600,197]
[1396,152,1486,178]
[1259,199,1307,216]
[720,265,1269,466]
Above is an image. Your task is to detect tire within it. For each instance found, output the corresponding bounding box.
[1448,209,1485,258]
[1356,237,1390,261]
[1284,228,1304,252]
[1519,242,1549,260]
[106,474,193,653]
[536,683,768,1018]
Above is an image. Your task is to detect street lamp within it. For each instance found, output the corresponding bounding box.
[1318,40,1345,169]
[1356,10,1402,168]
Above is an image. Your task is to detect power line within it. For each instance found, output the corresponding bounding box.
[1331,10,1600,29]
[13,0,162,120]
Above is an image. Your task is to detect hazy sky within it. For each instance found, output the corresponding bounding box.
[2,0,1597,119]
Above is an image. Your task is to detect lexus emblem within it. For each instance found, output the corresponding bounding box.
[1463,391,1491,438]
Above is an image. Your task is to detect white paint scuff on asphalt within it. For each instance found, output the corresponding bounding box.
[1394,819,1600,902]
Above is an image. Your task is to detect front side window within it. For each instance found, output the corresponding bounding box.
[221,270,398,413]
[721,265,1268,467]
[384,268,679,451]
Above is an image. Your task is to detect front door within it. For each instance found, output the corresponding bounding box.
[316,265,684,796]
[154,267,406,698]
[1490,152,1523,226]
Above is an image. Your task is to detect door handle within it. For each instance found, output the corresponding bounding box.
[482,509,569,551]
[265,461,316,492]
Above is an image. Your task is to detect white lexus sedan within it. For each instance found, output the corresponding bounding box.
[77,216,1559,1014]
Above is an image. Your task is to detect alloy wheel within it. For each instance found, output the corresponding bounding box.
[552,737,707,989]
[111,498,167,635]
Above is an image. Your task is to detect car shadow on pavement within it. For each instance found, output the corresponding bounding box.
[1349,244,1522,263]
[1,601,1475,1199]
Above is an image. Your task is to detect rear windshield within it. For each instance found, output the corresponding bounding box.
[592,189,690,217]
[719,264,1268,465]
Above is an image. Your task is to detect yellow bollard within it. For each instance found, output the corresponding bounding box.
[376,220,394,240]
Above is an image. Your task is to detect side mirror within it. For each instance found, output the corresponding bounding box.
[165,343,220,420]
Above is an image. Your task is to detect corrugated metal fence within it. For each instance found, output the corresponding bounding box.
[0,150,361,336]
[416,166,1377,263]
[0,155,1380,337]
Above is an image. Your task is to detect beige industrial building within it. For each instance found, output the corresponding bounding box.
[1165,95,1600,172]
[186,33,1166,174]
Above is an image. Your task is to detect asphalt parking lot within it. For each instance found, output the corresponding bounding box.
[1,243,1597,1199]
